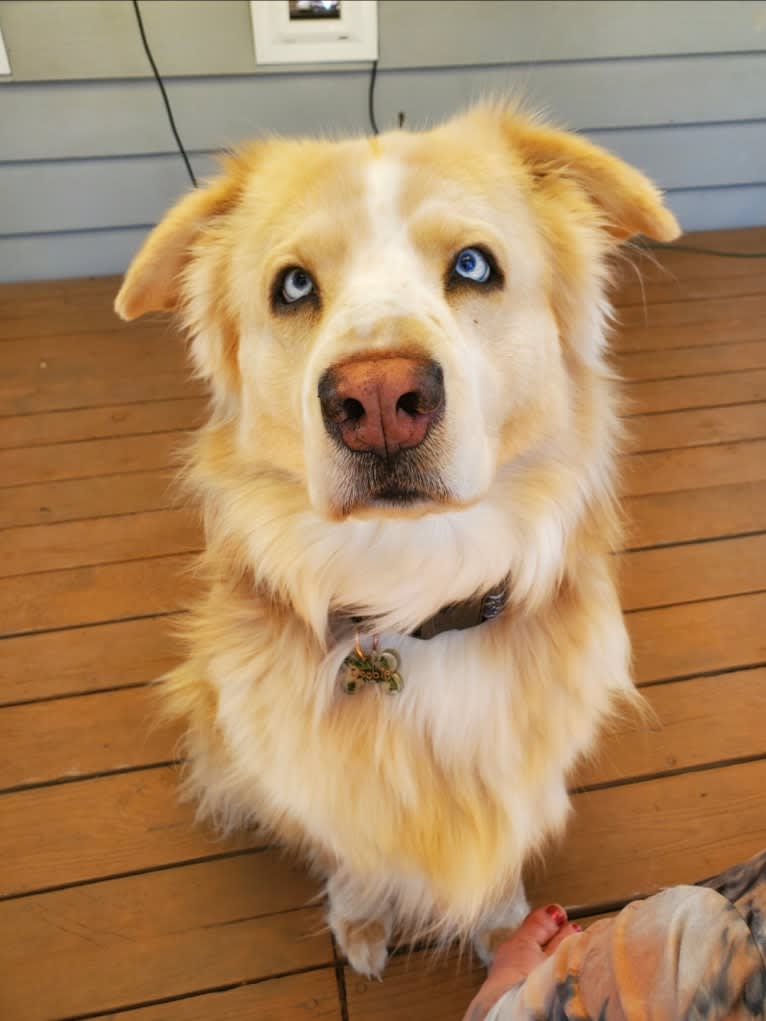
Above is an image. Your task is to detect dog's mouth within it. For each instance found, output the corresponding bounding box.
[372,486,430,505]
[333,444,450,517]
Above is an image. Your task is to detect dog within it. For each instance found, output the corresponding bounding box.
[115,103,679,977]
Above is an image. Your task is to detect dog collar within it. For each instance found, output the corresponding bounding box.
[339,578,509,695]
[412,578,509,640]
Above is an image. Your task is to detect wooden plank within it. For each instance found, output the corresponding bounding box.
[8,659,764,802]
[1,324,180,372]
[631,226,766,263]
[0,273,119,307]
[346,946,483,1021]
[625,481,766,549]
[0,469,174,529]
[349,763,766,1018]
[629,591,766,685]
[0,685,182,791]
[0,397,204,449]
[0,431,185,488]
[623,439,766,496]
[575,668,766,788]
[618,292,766,330]
[614,316,766,353]
[0,554,195,636]
[0,854,330,1020]
[0,616,180,705]
[0,767,260,897]
[1,370,200,416]
[615,340,766,382]
[1,418,761,524]
[619,532,766,612]
[624,402,766,453]
[2,733,760,1017]
[0,509,202,578]
[3,397,760,496]
[626,369,766,414]
[611,230,766,320]
[88,971,341,1021]
[0,287,134,341]
[1,331,199,415]
[6,567,759,702]
[528,759,766,909]
[614,265,766,309]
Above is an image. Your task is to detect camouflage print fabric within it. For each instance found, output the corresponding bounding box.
[485,850,766,1020]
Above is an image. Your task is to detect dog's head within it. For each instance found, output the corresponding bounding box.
[117,106,678,521]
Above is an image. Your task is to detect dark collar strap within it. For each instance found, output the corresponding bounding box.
[413,578,509,640]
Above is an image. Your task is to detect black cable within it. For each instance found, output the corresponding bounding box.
[640,240,766,259]
[128,15,764,258]
[131,0,198,188]
[368,59,379,135]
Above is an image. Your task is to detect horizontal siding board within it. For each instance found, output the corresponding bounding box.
[2,0,765,82]
[0,74,372,163]
[593,121,766,190]
[3,186,766,282]
[378,0,766,69]
[3,55,766,162]
[0,227,151,282]
[177,55,766,139]
[666,183,766,232]
[0,79,185,164]
[0,155,215,235]
[5,122,766,236]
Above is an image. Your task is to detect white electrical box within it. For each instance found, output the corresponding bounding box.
[0,25,11,76]
[251,0,378,65]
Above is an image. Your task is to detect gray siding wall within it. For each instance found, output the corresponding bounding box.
[1,0,765,281]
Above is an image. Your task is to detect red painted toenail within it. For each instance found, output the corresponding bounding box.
[545,905,566,925]
[573,924,583,932]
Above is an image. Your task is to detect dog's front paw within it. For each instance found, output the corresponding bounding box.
[473,884,530,966]
[332,915,391,978]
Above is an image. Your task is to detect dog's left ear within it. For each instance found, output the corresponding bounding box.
[505,117,681,243]
[115,173,242,321]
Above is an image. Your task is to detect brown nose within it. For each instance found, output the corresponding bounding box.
[318,357,444,458]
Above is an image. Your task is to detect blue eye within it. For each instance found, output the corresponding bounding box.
[454,247,491,284]
[281,267,314,304]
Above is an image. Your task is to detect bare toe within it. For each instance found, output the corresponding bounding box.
[520,903,568,945]
[490,904,566,967]
[483,904,568,992]
[544,920,583,955]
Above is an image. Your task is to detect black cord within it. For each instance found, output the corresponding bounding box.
[127,16,765,258]
[131,0,198,188]
[641,240,766,259]
[368,59,379,135]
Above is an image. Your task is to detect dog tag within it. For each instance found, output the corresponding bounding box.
[340,647,403,695]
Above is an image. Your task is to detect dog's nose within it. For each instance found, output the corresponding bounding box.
[318,357,444,458]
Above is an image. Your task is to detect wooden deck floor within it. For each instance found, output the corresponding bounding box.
[1,227,766,1020]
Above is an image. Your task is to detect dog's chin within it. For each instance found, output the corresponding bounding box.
[357,486,447,518]
[309,478,444,520]
[324,484,467,522]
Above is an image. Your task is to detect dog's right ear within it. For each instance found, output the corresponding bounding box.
[115,174,242,321]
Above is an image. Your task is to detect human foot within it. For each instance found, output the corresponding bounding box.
[462,904,582,1020]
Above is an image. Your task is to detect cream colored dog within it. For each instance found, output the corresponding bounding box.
[116,104,679,976]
